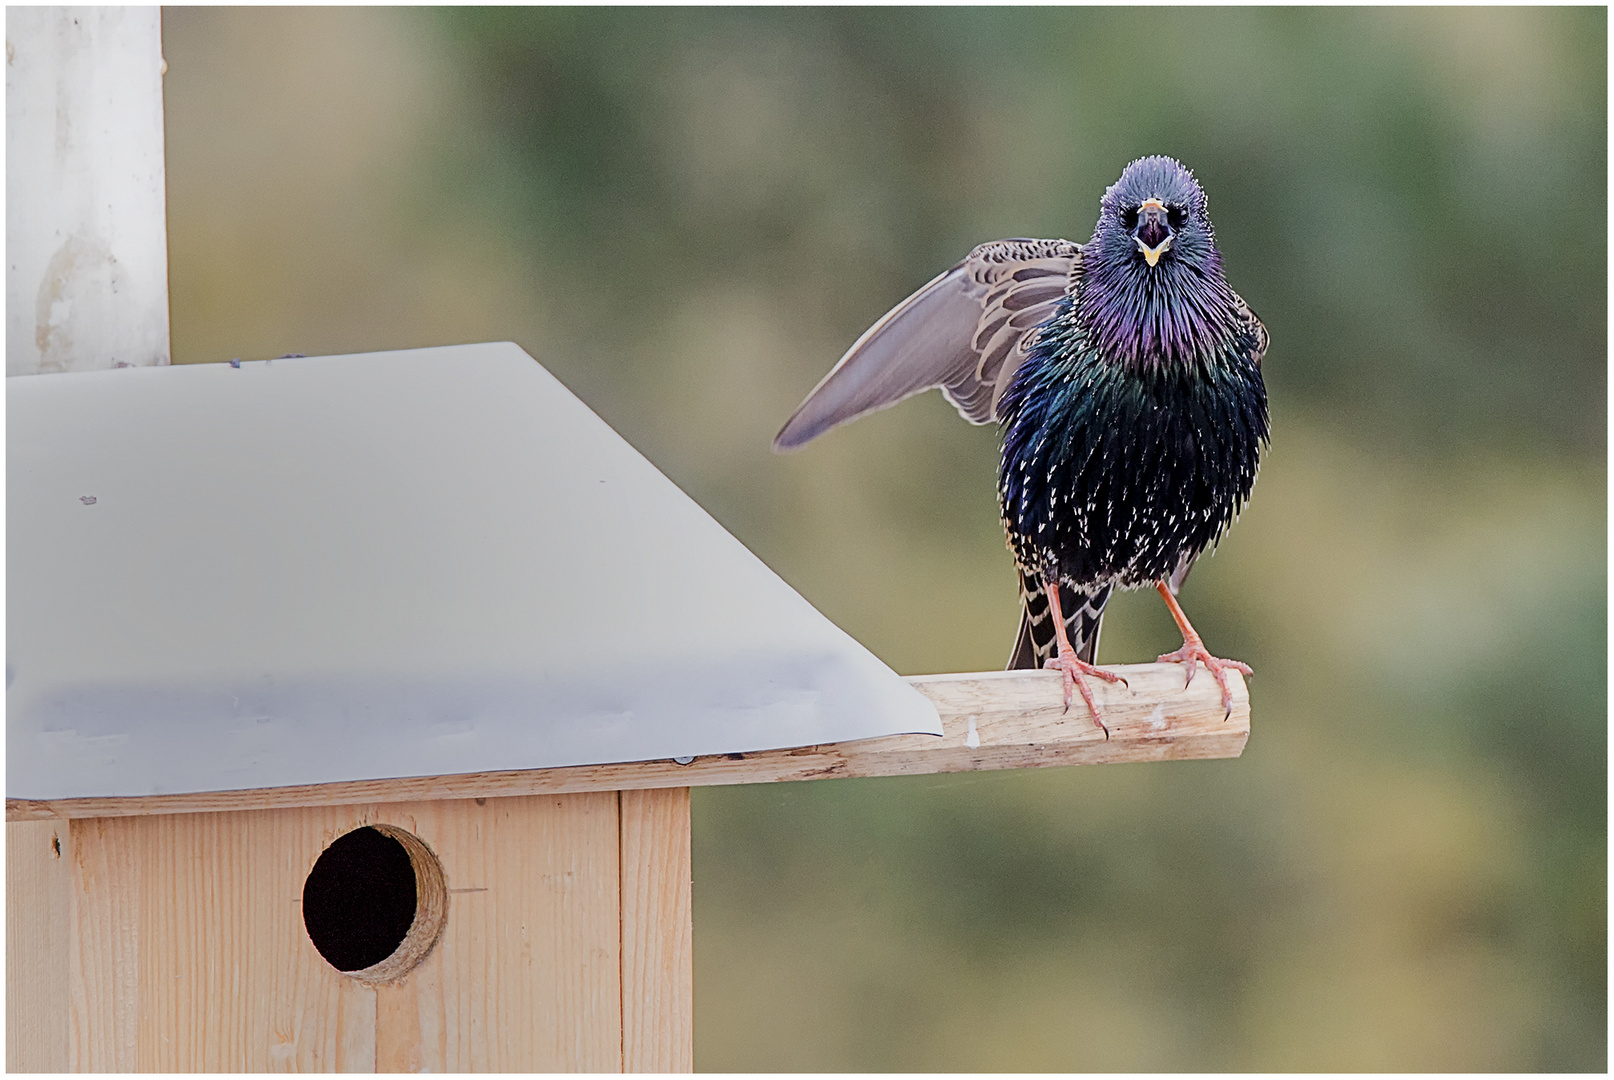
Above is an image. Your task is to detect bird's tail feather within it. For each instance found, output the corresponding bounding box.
[1007,574,1111,670]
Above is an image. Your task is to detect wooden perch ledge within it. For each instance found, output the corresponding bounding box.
[6,663,1247,821]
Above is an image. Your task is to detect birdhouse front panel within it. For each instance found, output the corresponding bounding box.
[7,789,691,1071]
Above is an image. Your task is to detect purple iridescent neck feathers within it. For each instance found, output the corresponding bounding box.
[1073,155,1245,373]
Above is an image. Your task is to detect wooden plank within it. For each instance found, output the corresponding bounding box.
[8,665,1250,821]
[373,794,623,1072]
[375,959,438,1073]
[69,816,140,1070]
[620,788,693,1073]
[65,807,381,1070]
[55,796,625,1070]
[6,819,72,1071]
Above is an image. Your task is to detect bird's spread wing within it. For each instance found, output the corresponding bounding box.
[773,238,1081,450]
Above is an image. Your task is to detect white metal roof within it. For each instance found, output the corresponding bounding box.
[7,342,941,800]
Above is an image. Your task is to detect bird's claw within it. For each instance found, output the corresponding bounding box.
[1157,640,1252,719]
[1043,654,1124,739]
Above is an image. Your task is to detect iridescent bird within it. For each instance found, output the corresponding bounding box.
[774,156,1268,734]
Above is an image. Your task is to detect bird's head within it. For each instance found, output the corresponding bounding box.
[1078,156,1237,370]
[1094,155,1215,273]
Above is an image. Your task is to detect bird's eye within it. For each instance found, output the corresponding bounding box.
[1121,207,1139,231]
[1167,205,1187,229]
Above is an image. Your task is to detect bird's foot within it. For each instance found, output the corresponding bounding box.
[1157,637,1252,720]
[1043,654,1127,738]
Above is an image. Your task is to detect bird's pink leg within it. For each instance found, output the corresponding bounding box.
[1154,581,1252,719]
[1041,580,1127,738]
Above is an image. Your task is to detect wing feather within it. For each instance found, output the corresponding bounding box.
[772,238,1080,450]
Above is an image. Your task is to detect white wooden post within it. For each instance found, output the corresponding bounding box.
[6,9,170,1070]
[5,6,169,375]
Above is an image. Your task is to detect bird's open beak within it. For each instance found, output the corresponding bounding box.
[1134,197,1173,267]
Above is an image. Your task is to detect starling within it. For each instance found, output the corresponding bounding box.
[774,156,1268,733]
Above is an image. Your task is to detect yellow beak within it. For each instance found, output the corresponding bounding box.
[1135,198,1172,267]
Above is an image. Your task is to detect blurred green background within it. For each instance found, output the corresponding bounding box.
[160,7,1605,1070]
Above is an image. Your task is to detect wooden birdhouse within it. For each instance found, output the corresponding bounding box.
[4,344,1249,1072]
[5,11,1250,1072]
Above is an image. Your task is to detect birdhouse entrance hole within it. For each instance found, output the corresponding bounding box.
[301,824,447,983]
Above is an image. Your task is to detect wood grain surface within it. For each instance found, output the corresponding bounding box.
[8,665,1250,822]
[23,795,630,1070]
[67,808,368,1070]
[620,788,694,1072]
[371,794,624,1072]
[6,819,72,1071]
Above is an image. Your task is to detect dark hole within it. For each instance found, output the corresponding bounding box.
[302,827,417,972]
